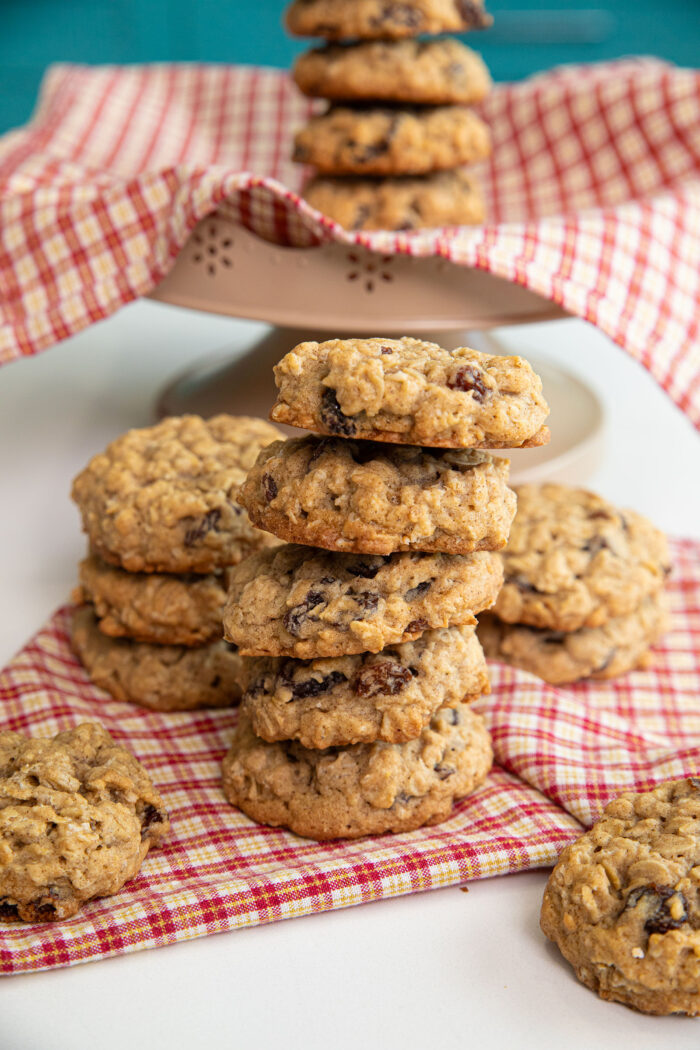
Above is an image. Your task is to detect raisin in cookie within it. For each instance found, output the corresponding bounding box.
[294,105,491,176]
[479,593,669,685]
[74,553,230,646]
[293,39,492,105]
[243,624,489,748]
[286,0,492,40]
[0,722,168,922]
[71,415,282,574]
[271,337,550,449]
[541,778,700,1015]
[72,606,247,711]
[239,435,515,555]
[303,169,485,231]
[222,702,492,839]
[223,544,503,659]
[493,484,671,632]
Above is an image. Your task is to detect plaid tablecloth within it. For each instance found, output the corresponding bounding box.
[0,537,697,974]
[0,60,699,427]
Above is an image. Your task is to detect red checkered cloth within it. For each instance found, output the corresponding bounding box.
[0,60,699,424]
[0,537,697,974]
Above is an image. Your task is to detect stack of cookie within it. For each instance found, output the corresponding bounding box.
[287,0,494,230]
[70,414,282,712]
[220,336,551,840]
[478,483,671,685]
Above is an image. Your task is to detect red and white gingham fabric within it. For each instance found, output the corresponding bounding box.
[0,537,698,974]
[0,60,699,424]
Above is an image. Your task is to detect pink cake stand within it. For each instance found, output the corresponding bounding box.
[151,214,604,484]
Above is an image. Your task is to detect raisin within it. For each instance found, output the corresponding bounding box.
[395,791,412,805]
[320,388,357,436]
[594,649,616,673]
[405,580,431,602]
[582,536,609,555]
[406,618,429,634]
[262,473,278,502]
[283,590,325,636]
[353,661,413,698]
[513,574,541,594]
[320,576,335,584]
[184,508,221,546]
[352,206,371,231]
[290,670,347,700]
[0,901,19,922]
[141,803,166,838]
[346,559,386,579]
[588,510,613,521]
[355,592,379,614]
[349,442,381,466]
[434,764,456,780]
[447,365,487,402]
[625,886,688,935]
[444,708,460,725]
[542,630,567,644]
[380,346,394,355]
[371,3,422,28]
[457,0,490,27]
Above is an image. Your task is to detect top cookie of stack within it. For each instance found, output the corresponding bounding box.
[287,0,494,230]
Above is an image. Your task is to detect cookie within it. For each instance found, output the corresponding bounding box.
[479,593,670,685]
[239,435,516,555]
[293,39,492,105]
[303,169,485,230]
[493,484,671,632]
[74,553,230,647]
[223,544,503,659]
[541,777,700,1015]
[0,722,168,922]
[222,702,492,839]
[286,0,492,40]
[294,104,491,176]
[243,624,489,748]
[71,415,282,574]
[71,606,247,711]
[271,337,550,449]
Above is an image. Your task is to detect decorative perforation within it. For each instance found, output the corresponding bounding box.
[345,251,395,293]
[191,223,234,276]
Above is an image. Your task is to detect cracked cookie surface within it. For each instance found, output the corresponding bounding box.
[240,435,515,554]
[0,722,169,922]
[271,337,549,448]
[541,778,700,1015]
[75,553,230,646]
[243,624,489,748]
[223,543,503,658]
[222,702,492,839]
[294,105,490,176]
[479,593,669,685]
[71,414,282,574]
[493,484,671,631]
[72,606,247,711]
[293,38,491,105]
[303,169,485,230]
[286,0,492,40]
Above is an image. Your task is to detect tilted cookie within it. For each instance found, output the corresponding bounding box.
[271,337,550,449]
[294,105,491,176]
[293,38,492,106]
[222,702,492,839]
[72,606,247,711]
[493,484,671,632]
[479,593,669,685]
[541,777,700,1015]
[223,544,503,658]
[286,0,492,40]
[75,553,230,646]
[0,723,168,922]
[303,169,485,231]
[239,435,516,555]
[71,414,282,574]
[243,625,489,748]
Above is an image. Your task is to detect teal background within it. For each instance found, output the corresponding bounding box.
[1,0,698,134]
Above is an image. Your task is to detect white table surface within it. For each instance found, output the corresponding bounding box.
[0,301,699,1048]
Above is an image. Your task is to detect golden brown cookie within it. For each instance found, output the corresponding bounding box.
[0,723,168,922]
[293,38,492,105]
[285,0,492,40]
[71,606,247,711]
[541,778,700,1015]
[223,544,503,658]
[71,415,282,574]
[271,337,550,449]
[74,553,230,646]
[222,702,493,839]
[243,625,489,748]
[239,435,515,555]
[294,105,491,176]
